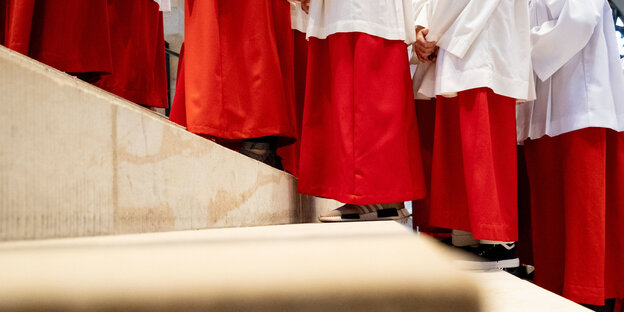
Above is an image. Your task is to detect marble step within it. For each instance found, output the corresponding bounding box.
[0,45,337,241]
[0,221,591,312]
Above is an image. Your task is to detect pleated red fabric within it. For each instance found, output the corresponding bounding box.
[277,30,307,177]
[169,44,187,126]
[524,128,624,305]
[516,145,534,266]
[605,130,624,303]
[298,33,426,205]
[174,0,296,141]
[429,88,517,242]
[94,0,168,108]
[0,0,11,47]
[1,0,112,75]
[411,99,450,237]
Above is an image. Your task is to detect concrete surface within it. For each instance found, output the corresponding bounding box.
[0,222,481,312]
[0,222,593,312]
[0,46,307,241]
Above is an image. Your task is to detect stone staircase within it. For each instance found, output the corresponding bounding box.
[0,45,593,311]
[0,45,338,241]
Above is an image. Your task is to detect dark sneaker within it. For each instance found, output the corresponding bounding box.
[458,242,520,271]
[239,141,284,170]
[318,204,411,222]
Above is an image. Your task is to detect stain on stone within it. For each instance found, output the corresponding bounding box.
[114,202,177,234]
[206,170,296,227]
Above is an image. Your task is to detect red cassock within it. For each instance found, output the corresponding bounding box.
[277,30,307,177]
[1,0,112,77]
[411,99,450,238]
[170,0,296,142]
[524,128,624,305]
[94,0,168,108]
[169,44,187,126]
[429,88,518,242]
[298,33,426,205]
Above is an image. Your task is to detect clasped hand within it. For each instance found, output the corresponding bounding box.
[413,27,438,63]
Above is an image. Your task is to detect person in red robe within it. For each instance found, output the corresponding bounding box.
[170,0,297,168]
[1,0,168,109]
[1,0,113,82]
[297,2,427,220]
[94,0,169,109]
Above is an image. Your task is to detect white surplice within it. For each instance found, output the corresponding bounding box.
[305,0,419,44]
[289,1,309,33]
[153,0,171,12]
[412,0,534,102]
[516,0,624,142]
[410,0,469,99]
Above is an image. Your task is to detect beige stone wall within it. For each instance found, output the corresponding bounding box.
[0,46,304,241]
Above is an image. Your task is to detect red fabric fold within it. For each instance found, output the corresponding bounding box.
[524,128,624,305]
[277,30,308,177]
[176,0,296,141]
[429,88,518,241]
[298,32,426,204]
[1,0,112,74]
[95,0,168,108]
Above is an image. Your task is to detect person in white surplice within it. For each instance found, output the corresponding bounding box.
[516,0,624,306]
[412,0,534,272]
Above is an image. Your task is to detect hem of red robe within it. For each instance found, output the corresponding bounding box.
[98,84,168,109]
[35,51,112,75]
[562,284,606,306]
[186,124,297,142]
[298,185,425,206]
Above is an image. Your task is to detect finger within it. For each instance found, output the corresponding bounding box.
[418,46,435,55]
[416,44,435,54]
[417,37,436,49]
[423,40,436,48]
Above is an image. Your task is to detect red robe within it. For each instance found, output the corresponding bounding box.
[1,0,112,77]
[525,128,624,305]
[298,33,426,205]
[94,0,168,108]
[171,0,296,142]
[277,30,307,177]
[429,88,518,242]
[411,99,451,238]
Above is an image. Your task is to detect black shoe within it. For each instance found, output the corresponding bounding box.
[239,141,284,170]
[582,299,616,312]
[459,242,520,270]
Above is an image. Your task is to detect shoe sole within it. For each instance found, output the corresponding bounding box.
[319,209,411,223]
[456,258,520,271]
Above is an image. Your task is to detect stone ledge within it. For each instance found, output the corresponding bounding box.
[0,222,481,312]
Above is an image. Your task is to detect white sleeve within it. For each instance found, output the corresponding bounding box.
[531,0,602,81]
[423,0,470,42]
[436,0,501,59]
[413,0,429,28]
